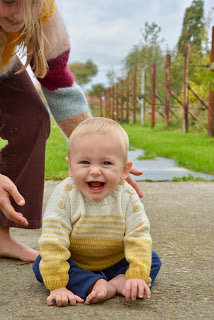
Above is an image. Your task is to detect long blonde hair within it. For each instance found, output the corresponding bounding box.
[17,0,54,78]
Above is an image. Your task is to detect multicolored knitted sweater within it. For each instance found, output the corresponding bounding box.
[0,0,90,137]
[39,178,152,290]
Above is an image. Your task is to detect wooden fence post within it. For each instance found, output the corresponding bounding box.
[126,77,130,124]
[141,69,146,125]
[99,91,103,117]
[112,85,115,120]
[165,54,171,127]
[105,89,108,117]
[120,80,124,123]
[133,71,137,124]
[116,83,119,122]
[183,43,190,133]
[151,62,156,128]
[208,26,214,137]
[108,88,111,118]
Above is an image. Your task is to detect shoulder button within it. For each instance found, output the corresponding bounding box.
[119,180,125,185]
[64,183,72,191]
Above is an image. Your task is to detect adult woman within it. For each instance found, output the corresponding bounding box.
[0,0,143,262]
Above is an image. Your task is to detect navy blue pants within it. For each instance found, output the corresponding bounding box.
[33,251,161,300]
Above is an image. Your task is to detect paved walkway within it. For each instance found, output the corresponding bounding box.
[0,181,213,320]
[129,149,214,181]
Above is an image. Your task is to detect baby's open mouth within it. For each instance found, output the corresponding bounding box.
[87,181,105,189]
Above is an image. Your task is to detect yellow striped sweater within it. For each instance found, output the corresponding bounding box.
[39,178,152,290]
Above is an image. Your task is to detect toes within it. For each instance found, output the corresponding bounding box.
[85,290,105,304]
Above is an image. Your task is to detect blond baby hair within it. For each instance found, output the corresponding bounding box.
[16,0,54,78]
[69,117,129,164]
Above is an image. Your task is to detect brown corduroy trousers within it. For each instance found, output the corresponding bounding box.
[0,63,50,229]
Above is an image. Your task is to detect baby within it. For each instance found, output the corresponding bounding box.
[33,117,161,306]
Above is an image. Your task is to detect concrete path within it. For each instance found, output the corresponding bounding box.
[0,181,213,320]
[129,149,214,181]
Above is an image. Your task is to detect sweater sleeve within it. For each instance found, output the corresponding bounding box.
[38,180,72,290]
[123,188,152,282]
[34,3,91,137]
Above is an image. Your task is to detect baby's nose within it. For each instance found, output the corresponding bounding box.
[89,166,101,176]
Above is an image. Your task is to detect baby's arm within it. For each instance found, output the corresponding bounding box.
[47,287,83,307]
[38,181,73,302]
[123,187,152,293]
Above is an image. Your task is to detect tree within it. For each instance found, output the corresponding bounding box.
[122,22,165,99]
[177,0,205,55]
[123,22,165,75]
[69,59,98,86]
[88,83,106,98]
[106,68,117,86]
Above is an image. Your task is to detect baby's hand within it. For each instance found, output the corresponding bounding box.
[47,287,84,307]
[123,279,151,301]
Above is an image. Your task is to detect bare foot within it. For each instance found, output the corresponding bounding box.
[0,227,39,262]
[85,279,116,304]
[109,274,126,295]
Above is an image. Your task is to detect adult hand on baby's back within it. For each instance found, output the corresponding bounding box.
[0,174,28,226]
[123,278,151,300]
[47,287,84,307]
[126,167,143,198]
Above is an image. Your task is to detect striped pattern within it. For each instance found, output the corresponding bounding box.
[41,83,89,121]
[38,50,74,91]
[69,214,125,270]
[39,178,152,290]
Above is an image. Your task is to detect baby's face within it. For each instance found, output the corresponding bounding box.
[68,133,127,201]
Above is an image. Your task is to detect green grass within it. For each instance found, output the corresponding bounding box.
[123,123,214,175]
[0,121,214,179]
[45,122,68,180]
[172,174,205,182]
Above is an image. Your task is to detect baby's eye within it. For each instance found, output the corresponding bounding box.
[81,160,90,165]
[102,161,112,166]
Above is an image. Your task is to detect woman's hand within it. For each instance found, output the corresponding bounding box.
[126,167,143,198]
[0,174,28,226]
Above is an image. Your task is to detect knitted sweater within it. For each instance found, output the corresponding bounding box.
[0,0,90,137]
[39,178,152,290]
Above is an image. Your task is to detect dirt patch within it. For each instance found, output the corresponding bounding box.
[0,181,213,320]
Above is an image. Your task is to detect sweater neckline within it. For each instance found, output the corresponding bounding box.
[83,193,115,206]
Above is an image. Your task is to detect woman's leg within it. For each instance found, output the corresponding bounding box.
[0,63,50,261]
[0,226,38,261]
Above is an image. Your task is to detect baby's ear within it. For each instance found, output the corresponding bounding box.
[65,157,72,177]
[121,160,132,180]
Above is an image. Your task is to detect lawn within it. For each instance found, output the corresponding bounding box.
[123,122,214,175]
[0,121,213,179]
